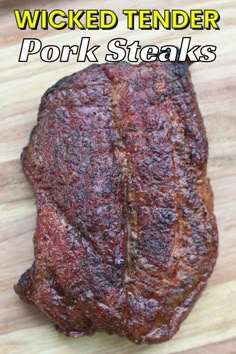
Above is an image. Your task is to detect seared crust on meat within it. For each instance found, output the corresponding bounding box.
[15,61,218,344]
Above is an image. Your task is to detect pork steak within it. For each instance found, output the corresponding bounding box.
[15,61,218,344]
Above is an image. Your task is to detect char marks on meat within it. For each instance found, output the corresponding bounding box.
[15,61,218,344]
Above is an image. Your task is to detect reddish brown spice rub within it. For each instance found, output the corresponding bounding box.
[15,61,218,344]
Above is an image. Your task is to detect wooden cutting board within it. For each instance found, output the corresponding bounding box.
[0,0,236,353]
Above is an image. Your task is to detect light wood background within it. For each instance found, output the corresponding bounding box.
[0,1,236,353]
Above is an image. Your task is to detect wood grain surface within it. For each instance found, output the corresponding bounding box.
[0,1,236,353]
